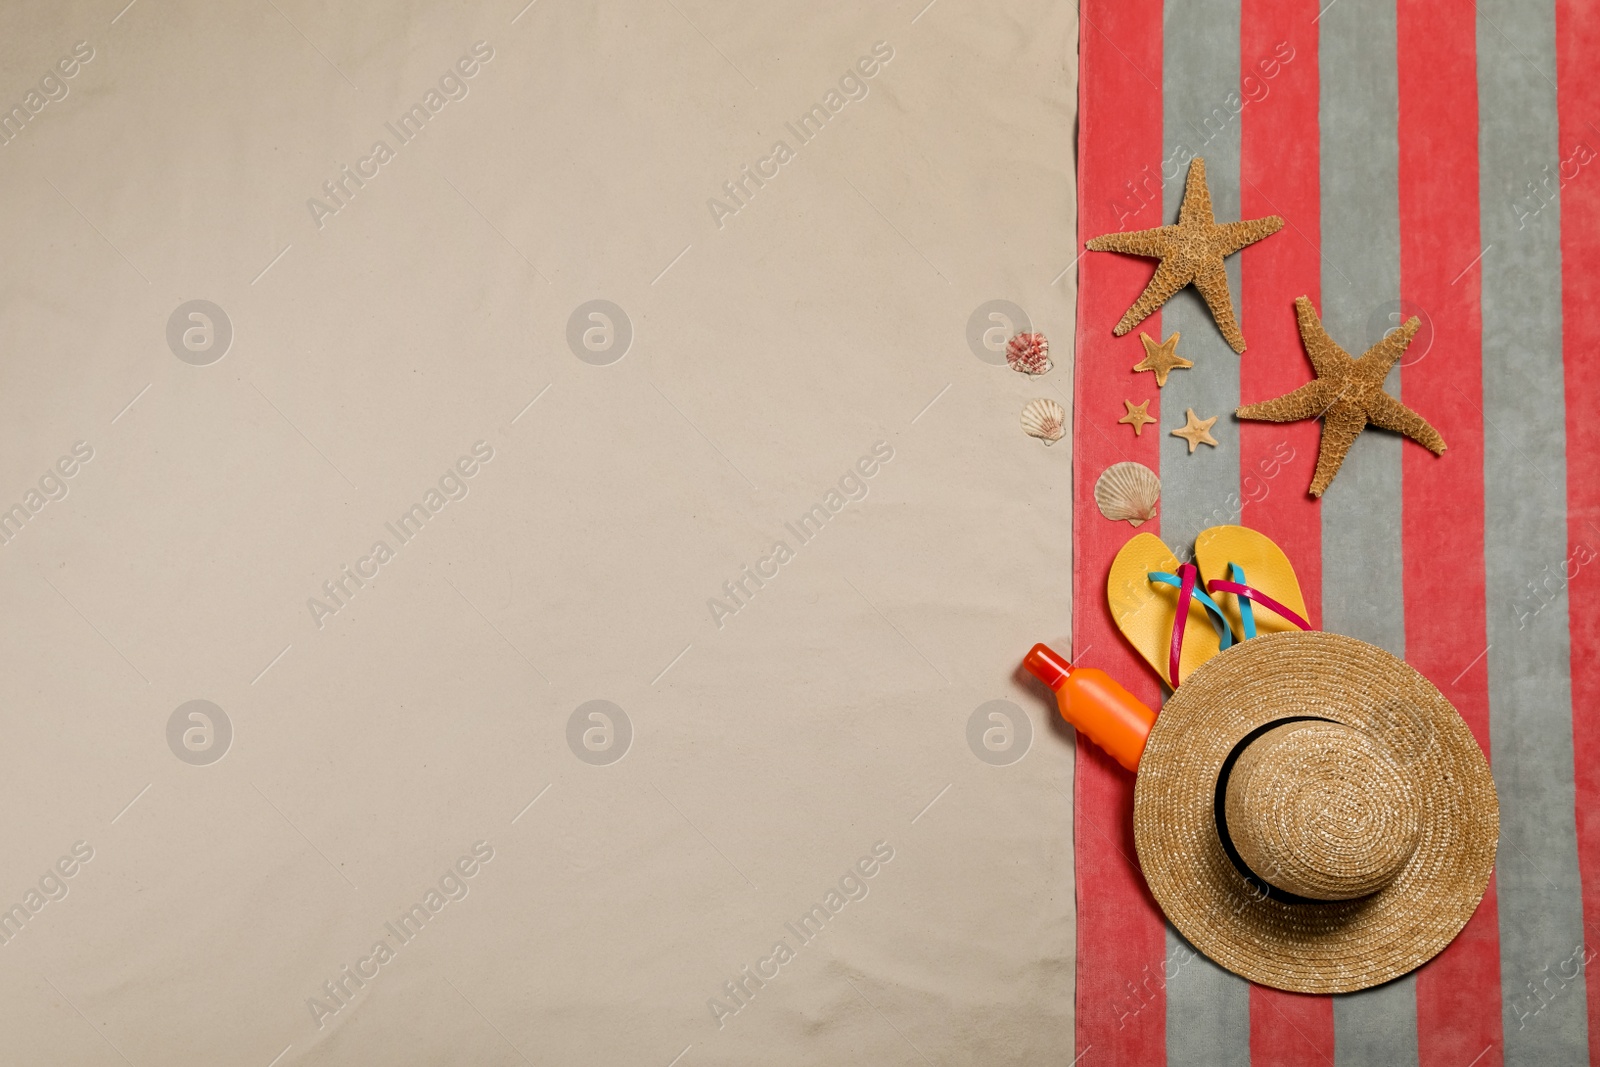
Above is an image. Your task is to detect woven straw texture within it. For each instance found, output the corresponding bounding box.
[1132,631,1498,994]
[1225,720,1424,900]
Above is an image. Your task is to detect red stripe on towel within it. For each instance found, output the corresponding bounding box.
[1556,0,1600,1059]
[1396,1,1504,1063]
[1073,1,1169,1063]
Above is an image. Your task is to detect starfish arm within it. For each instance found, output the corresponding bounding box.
[1113,259,1193,336]
[1179,157,1215,227]
[1294,296,1354,378]
[1366,390,1448,455]
[1210,216,1285,257]
[1354,316,1421,379]
[1192,262,1248,352]
[1236,380,1329,423]
[1308,411,1366,497]
[1087,226,1173,258]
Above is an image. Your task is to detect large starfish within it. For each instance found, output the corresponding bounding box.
[1086,157,1283,353]
[1236,296,1447,497]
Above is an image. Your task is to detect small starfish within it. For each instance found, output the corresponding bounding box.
[1172,408,1219,453]
[1236,296,1446,497]
[1086,157,1283,353]
[1118,399,1156,435]
[1133,331,1193,387]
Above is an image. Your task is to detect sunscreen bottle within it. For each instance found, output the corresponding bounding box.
[1023,643,1155,772]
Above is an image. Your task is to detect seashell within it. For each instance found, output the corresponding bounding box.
[1006,332,1052,375]
[1020,398,1066,445]
[1094,461,1160,527]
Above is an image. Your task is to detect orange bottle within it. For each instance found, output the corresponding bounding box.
[1023,643,1155,772]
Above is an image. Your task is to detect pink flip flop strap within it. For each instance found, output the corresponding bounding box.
[1168,564,1198,686]
[1149,563,1235,686]
[1206,579,1312,632]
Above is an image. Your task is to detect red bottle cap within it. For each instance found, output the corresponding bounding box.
[1024,643,1072,691]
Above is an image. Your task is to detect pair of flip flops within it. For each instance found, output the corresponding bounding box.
[1108,525,1311,688]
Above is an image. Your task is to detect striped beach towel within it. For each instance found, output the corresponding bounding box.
[1072,0,1599,1063]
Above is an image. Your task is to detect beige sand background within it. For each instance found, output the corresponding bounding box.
[0,1,1076,1063]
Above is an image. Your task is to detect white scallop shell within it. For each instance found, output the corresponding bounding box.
[1094,461,1160,526]
[1020,398,1066,445]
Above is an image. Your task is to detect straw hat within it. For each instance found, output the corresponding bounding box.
[1132,630,1498,993]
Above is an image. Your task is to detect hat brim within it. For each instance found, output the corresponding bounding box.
[1132,631,1498,994]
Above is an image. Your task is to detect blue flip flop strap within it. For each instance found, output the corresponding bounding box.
[1230,562,1257,640]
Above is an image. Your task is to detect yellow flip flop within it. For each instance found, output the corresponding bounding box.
[1193,525,1312,640]
[1107,532,1236,689]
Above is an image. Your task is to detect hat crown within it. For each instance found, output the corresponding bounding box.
[1225,720,1422,901]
